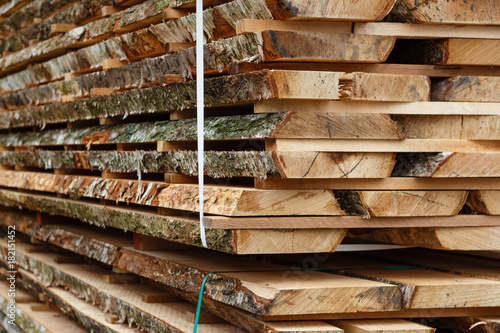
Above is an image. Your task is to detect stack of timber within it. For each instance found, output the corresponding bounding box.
[0,0,500,331]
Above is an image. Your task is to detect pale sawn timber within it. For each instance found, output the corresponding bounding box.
[389,39,500,66]
[348,226,500,250]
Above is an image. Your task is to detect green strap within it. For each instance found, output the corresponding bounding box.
[192,265,417,332]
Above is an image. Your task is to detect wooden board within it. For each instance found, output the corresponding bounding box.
[6,226,500,322]
[467,191,500,215]
[0,252,348,333]
[348,226,500,250]
[255,178,500,190]
[236,19,352,35]
[264,0,396,21]
[366,248,500,281]
[330,319,435,333]
[288,253,500,311]
[393,153,500,178]
[204,215,500,230]
[0,150,396,179]
[358,190,467,217]
[0,239,405,317]
[0,70,428,128]
[2,244,243,333]
[432,76,500,102]
[389,0,500,25]
[0,193,348,254]
[269,139,500,153]
[355,22,500,39]
[0,170,346,216]
[254,100,500,116]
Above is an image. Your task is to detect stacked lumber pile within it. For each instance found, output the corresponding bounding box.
[0,0,499,331]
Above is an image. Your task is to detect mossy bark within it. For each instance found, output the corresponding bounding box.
[0,192,237,253]
[0,32,266,109]
[1,244,233,333]
[0,0,193,71]
[0,150,280,178]
[0,112,286,146]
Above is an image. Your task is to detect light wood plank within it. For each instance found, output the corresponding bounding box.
[355,22,500,39]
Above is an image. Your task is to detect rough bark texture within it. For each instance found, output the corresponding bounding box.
[0,0,194,72]
[0,170,345,216]
[0,112,287,146]
[0,150,280,178]
[0,69,277,122]
[0,0,76,35]
[0,295,50,333]
[0,192,237,253]
[392,153,453,177]
[1,244,238,333]
[348,226,500,251]
[0,0,115,55]
[387,39,448,65]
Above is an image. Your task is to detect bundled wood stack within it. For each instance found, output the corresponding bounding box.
[0,0,499,331]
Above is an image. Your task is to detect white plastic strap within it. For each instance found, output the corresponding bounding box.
[196,0,207,248]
